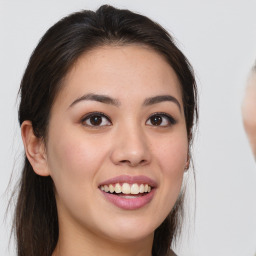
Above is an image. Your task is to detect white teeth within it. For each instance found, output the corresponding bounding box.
[122,183,131,194]
[100,183,152,194]
[131,183,139,194]
[139,184,145,193]
[115,183,122,193]
[109,184,115,193]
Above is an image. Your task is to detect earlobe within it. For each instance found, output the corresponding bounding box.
[21,120,50,176]
[184,152,190,171]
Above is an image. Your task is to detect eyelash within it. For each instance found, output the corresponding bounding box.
[146,112,177,127]
[81,112,112,127]
[81,112,176,128]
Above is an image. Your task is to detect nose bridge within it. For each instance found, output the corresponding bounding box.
[110,119,151,167]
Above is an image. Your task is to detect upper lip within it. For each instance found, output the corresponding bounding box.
[99,175,157,188]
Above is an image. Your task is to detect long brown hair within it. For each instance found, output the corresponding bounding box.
[14,5,198,256]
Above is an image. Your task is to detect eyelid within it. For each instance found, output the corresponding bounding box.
[146,112,177,126]
[81,112,112,127]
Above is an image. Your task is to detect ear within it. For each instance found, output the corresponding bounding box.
[21,120,50,176]
[185,152,190,171]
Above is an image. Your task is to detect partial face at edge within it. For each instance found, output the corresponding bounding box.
[242,71,256,157]
[44,45,189,243]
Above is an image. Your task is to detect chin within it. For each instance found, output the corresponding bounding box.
[105,229,153,244]
[99,217,157,244]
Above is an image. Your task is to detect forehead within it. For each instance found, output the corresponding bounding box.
[55,45,183,107]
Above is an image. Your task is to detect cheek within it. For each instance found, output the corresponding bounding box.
[152,133,188,207]
[45,131,111,224]
[154,134,188,174]
[46,129,107,195]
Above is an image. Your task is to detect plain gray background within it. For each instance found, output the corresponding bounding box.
[1,0,256,255]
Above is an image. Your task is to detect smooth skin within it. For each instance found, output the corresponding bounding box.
[242,71,256,159]
[21,45,189,256]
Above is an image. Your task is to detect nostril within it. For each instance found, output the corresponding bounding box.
[120,160,130,164]
[118,159,147,167]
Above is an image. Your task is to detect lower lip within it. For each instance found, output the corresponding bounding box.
[101,189,155,210]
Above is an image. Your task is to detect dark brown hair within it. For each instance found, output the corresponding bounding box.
[15,5,198,256]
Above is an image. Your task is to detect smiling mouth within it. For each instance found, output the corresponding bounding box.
[98,175,156,209]
[99,183,152,196]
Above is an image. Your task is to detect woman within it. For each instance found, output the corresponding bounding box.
[15,5,198,256]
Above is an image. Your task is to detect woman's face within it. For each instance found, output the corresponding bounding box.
[45,45,188,243]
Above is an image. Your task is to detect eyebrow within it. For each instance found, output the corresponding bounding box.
[69,93,121,108]
[143,95,181,112]
[69,93,181,112]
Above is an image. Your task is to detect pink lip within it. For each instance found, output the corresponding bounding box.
[99,175,157,210]
[99,175,157,187]
[101,189,156,210]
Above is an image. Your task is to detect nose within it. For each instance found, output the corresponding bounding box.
[110,124,151,167]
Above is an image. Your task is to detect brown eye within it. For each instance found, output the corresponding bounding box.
[146,113,176,127]
[89,115,102,126]
[150,115,162,126]
[82,113,111,127]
